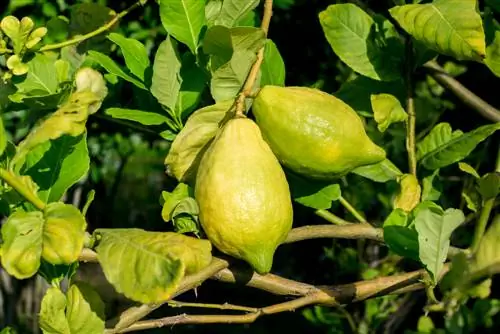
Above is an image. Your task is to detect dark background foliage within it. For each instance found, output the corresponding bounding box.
[0,0,499,333]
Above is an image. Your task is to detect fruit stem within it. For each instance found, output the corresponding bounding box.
[339,196,367,224]
[234,0,274,116]
[404,38,417,177]
[315,209,352,225]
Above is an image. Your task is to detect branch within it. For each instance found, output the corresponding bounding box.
[234,0,274,116]
[424,61,500,123]
[284,225,383,244]
[39,0,147,52]
[405,39,417,176]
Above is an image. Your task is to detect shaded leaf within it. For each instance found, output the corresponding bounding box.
[94,228,212,303]
[159,0,206,54]
[351,159,403,183]
[319,4,404,81]
[422,169,441,202]
[478,173,500,200]
[471,215,500,275]
[87,51,146,90]
[417,123,500,170]
[105,108,169,126]
[176,54,207,121]
[287,172,341,210]
[260,39,286,87]
[165,100,234,183]
[383,209,419,261]
[389,0,486,61]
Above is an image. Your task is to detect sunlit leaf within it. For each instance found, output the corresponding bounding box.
[351,159,403,183]
[214,0,259,27]
[287,173,341,210]
[39,287,70,334]
[107,33,150,81]
[370,93,407,132]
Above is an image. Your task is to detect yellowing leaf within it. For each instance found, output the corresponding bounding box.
[390,0,486,61]
[393,174,421,212]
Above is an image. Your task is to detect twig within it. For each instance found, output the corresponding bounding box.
[234,0,274,116]
[39,0,148,52]
[0,168,46,210]
[424,61,500,123]
[284,225,383,243]
[167,300,258,313]
[405,39,417,176]
[339,196,367,223]
[315,209,353,225]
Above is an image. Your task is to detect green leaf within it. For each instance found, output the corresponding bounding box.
[319,4,404,81]
[389,0,486,61]
[383,209,419,261]
[39,287,70,334]
[370,93,407,132]
[38,261,78,286]
[159,0,206,54]
[260,39,286,87]
[87,51,146,90]
[478,173,500,200]
[214,0,259,27]
[69,3,113,52]
[422,169,441,202]
[414,205,465,282]
[23,135,90,203]
[287,173,341,210]
[151,36,182,111]
[13,54,59,96]
[176,53,207,121]
[351,159,403,183]
[206,0,223,26]
[417,123,500,170]
[94,229,212,303]
[161,185,201,236]
[0,115,6,157]
[165,100,234,183]
[107,33,150,81]
[105,108,170,126]
[11,91,101,170]
[458,162,480,179]
[0,327,16,334]
[471,215,500,276]
[0,202,86,279]
[161,183,191,221]
[65,282,105,334]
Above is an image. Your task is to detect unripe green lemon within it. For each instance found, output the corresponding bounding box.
[195,117,293,274]
[253,86,386,180]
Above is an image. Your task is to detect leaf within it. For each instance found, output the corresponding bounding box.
[422,169,441,202]
[105,108,170,126]
[287,173,341,210]
[214,0,259,27]
[0,115,6,157]
[260,39,286,87]
[161,183,191,221]
[319,4,404,81]
[94,229,212,303]
[65,283,105,334]
[23,134,90,203]
[389,0,486,61]
[159,0,206,54]
[487,0,500,12]
[38,261,78,286]
[462,190,480,213]
[150,36,182,111]
[165,100,234,183]
[69,3,114,52]
[370,93,407,132]
[161,185,200,236]
[13,54,59,96]
[478,173,500,200]
[1,16,34,54]
[39,287,70,334]
[87,51,146,90]
[0,202,86,279]
[458,162,480,179]
[417,123,500,170]
[206,0,223,26]
[107,33,150,81]
[471,215,500,275]
[11,91,101,170]
[383,209,419,261]
[393,174,421,212]
[351,159,403,183]
[414,205,465,282]
[176,54,207,121]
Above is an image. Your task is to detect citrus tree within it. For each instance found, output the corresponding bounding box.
[0,0,499,333]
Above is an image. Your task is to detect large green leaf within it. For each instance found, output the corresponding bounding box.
[159,0,206,54]
[165,100,234,183]
[87,51,146,90]
[38,283,105,334]
[0,203,86,279]
[389,0,486,61]
[319,4,404,81]
[287,173,341,210]
[414,204,465,282]
[23,135,89,203]
[105,108,170,126]
[351,159,403,183]
[383,209,419,261]
[260,39,286,87]
[417,123,500,170]
[214,0,259,27]
[107,33,150,81]
[39,287,70,334]
[13,54,59,96]
[94,229,212,303]
[151,36,182,112]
